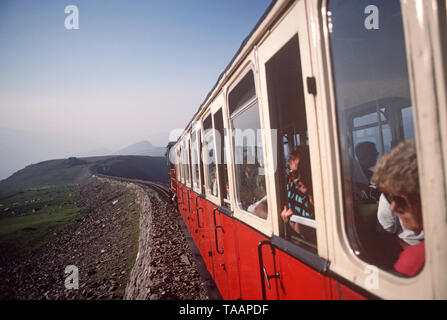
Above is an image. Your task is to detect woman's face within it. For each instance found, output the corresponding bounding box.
[388,193,423,231]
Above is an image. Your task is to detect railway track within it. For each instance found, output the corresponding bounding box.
[93,174,172,201]
[93,173,220,299]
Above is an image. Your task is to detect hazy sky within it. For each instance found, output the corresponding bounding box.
[0,0,271,152]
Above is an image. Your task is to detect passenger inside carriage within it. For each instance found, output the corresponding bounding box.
[355,141,379,183]
[371,139,425,277]
[280,147,317,247]
[241,163,268,219]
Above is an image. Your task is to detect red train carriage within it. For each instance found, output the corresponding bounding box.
[167,0,447,300]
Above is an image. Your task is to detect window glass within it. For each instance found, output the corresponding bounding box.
[214,109,231,208]
[228,70,256,114]
[329,0,424,276]
[265,35,317,252]
[203,115,218,197]
[191,130,200,191]
[176,148,181,181]
[231,102,268,219]
[184,139,191,186]
[179,146,184,183]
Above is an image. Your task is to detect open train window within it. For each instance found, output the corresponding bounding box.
[229,70,268,219]
[191,129,201,193]
[265,35,317,253]
[184,138,191,187]
[203,114,218,197]
[329,0,425,277]
[178,145,184,183]
[213,108,231,208]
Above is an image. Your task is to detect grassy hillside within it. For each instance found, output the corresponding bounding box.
[0,155,168,198]
[89,155,168,183]
[0,186,82,251]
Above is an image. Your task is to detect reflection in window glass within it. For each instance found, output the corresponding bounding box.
[232,103,267,219]
[204,129,218,197]
[191,131,200,191]
[214,109,231,208]
[228,70,256,114]
[329,0,424,276]
[402,107,415,139]
[176,149,181,181]
[184,140,191,186]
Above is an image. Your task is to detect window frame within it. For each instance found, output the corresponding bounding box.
[201,109,221,205]
[314,0,445,299]
[184,134,192,188]
[191,124,203,194]
[226,63,274,236]
[254,0,327,255]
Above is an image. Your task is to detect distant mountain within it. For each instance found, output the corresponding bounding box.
[0,155,168,198]
[114,140,165,157]
[0,128,167,180]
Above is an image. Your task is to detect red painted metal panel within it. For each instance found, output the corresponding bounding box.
[178,184,186,221]
[330,279,367,300]
[198,200,214,277]
[189,192,200,245]
[208,203,229,298]
[196,196,209,269]
[235,222,277,300]
[275,249,331,299]
[220,214,241,300]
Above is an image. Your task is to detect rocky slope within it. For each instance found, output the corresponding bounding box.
[0,177,208,300]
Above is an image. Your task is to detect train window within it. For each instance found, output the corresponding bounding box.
[178,143,184,183]
[198,130,206,193]
[265,35,317,252]
[228,70,256,114]
[184,139,191,187]
[328,0,425,276]
[203,115,218,197]
[230,71,268,219]
[176,148,180,181]
[213,109,231,208]
[191,130,201,192]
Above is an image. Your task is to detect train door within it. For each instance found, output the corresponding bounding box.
[176,146,186,219]
[191,127,203,246]
[214,106,241,300]
[203,105,232,299]
[226,66,278,300]
[256,0,331,299]
[194,128,212,273]
[184,137,194,232]
[201,114,217,277]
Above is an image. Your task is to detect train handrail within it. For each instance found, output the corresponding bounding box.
[212,207,224,255]
[258,240,280,300]
[187,189,191,214]
[195,196,204,228]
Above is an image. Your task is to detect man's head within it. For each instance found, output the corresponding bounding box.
[355,141,379,169]
[371,139,422,231]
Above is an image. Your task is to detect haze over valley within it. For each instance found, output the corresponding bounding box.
[0,127,166,180]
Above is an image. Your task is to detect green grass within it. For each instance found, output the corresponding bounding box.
[0,187,82,252]
[0,159,90,198]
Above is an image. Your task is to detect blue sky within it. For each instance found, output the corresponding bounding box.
[0,0,271,152]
